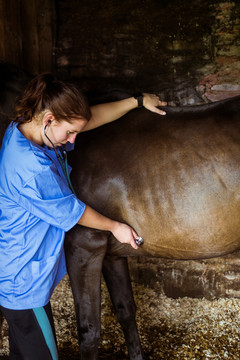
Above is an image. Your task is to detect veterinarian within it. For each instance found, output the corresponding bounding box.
[0,73,166,359]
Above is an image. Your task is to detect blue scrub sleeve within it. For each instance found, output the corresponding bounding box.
[17,167,86,232]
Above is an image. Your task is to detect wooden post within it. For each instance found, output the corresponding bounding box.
[0,0,22,67]
[0,0,56,74]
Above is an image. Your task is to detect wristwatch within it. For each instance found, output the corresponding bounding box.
[133,92,143,108]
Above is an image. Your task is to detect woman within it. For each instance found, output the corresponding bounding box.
[0,73,166,359]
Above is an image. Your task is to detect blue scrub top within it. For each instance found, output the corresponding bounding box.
[0,123,86,310]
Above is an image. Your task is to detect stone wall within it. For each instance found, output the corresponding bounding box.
[55,0,240,103]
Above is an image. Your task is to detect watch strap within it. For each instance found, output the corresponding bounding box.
[133,92,143,108]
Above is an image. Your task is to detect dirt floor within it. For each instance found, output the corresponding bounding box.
[1,275,240,360]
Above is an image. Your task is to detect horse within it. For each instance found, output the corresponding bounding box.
[65,95,240,360]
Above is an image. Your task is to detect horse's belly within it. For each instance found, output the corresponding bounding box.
[104,172,240,260]
[125,195,240,259]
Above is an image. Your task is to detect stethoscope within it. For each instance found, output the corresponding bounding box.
[44,122,76,196]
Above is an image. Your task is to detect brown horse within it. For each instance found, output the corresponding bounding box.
[65,95,240,360]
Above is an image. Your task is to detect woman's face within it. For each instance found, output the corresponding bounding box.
[44,118,88,147]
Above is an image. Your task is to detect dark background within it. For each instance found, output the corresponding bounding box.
[0,0,240,104]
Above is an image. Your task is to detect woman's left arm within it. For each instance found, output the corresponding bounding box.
[82,93,167,131]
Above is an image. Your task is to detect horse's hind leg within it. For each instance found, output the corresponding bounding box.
[102,256,145,360]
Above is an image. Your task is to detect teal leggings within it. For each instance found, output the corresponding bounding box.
[0,302,58,360]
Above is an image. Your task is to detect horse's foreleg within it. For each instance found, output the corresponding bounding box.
[102,256,145,360]
[65,226,107,360]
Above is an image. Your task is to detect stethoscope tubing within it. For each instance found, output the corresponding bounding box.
[44,124,77,196]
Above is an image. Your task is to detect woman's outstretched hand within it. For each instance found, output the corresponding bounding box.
[143,93,167,116]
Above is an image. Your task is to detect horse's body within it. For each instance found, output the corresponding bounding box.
[65,95,240,359]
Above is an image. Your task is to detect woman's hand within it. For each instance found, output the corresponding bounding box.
[78,205,140,250]
[143,93,167,116]
[85,92,167,131]
[111,221,140,250]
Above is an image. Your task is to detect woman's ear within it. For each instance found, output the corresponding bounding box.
[42,111,55,127]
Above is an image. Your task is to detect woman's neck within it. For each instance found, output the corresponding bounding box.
[18,121,43,145]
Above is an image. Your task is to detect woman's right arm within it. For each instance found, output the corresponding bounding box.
[77,205,139,250]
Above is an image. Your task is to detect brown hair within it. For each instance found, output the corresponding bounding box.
[13,73,91,124]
